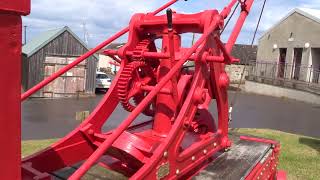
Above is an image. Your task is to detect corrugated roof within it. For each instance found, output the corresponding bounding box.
[22,27,63,57]
[231,44,257,63]
[260,8,320,40]
[22,26,98,59]
[97,43,126,54]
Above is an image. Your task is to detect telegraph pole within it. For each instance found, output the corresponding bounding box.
[23,25,27,45]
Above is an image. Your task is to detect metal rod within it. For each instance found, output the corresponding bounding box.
[104,49,237,63]
[21,0,179,101]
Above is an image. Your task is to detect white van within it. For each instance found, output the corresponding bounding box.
[95,71,111,92]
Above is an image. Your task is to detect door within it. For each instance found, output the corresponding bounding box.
[311,48,320,83]
[292,48,302,80]
[278,48,286,78]
[43,56,86,98]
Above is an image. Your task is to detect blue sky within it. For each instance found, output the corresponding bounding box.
[22,0,320,47]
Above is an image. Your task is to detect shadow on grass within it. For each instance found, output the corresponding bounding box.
[299,137,320,153]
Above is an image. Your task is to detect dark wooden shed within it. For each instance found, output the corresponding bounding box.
[22,26,98,98]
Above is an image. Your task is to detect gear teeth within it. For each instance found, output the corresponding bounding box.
[117,61,147,113]
[116,39,156,116]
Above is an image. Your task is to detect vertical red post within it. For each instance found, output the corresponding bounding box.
[0,0,30,179]
[153,33,181,136]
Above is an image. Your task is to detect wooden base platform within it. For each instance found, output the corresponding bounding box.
[193,133,271,180]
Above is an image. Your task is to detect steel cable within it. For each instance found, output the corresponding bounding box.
[229,0,268,120]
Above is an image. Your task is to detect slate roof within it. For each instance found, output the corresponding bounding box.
[22,26,97,58]
[231,44,257,64]
[97,43,126,54]
[106,43,126,50]
[260,8,320,40]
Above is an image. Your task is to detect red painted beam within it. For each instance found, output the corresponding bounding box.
[0,1,30,179]
[0,0,30,15]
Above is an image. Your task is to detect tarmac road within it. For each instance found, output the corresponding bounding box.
[22,91,320,140]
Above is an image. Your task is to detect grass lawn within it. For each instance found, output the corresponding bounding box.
[22,139,57,157]
[236,129,320,180]
[22,129,320,179]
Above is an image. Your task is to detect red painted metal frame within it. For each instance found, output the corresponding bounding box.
[0,1,30,179]
[18,0,285,179]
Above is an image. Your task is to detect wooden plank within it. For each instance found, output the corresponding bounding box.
[193,135,271,180]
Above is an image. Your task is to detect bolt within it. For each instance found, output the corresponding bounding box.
[88,129,94,135]
[203,149,207,154]
[176,169,180,175]
[192,156,195,161]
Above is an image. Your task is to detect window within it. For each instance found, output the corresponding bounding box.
[96,74,109,79]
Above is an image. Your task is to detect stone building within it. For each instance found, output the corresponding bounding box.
[256,8,320,83]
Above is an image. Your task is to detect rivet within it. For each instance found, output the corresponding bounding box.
[260,172,263,175]
[203,149,207,154]
[213,142,217,147]
[192,156,196,161]
[176,169,180,175]
[163,151,168,158]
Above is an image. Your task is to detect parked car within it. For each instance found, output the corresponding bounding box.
[95,71,111,92]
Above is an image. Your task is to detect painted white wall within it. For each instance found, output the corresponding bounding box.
[98,54,112,69]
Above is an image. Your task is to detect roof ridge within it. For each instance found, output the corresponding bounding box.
[22,26,98,59]
[259,8,320,41]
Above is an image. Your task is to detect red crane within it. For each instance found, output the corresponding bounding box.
[1,0,286,179]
